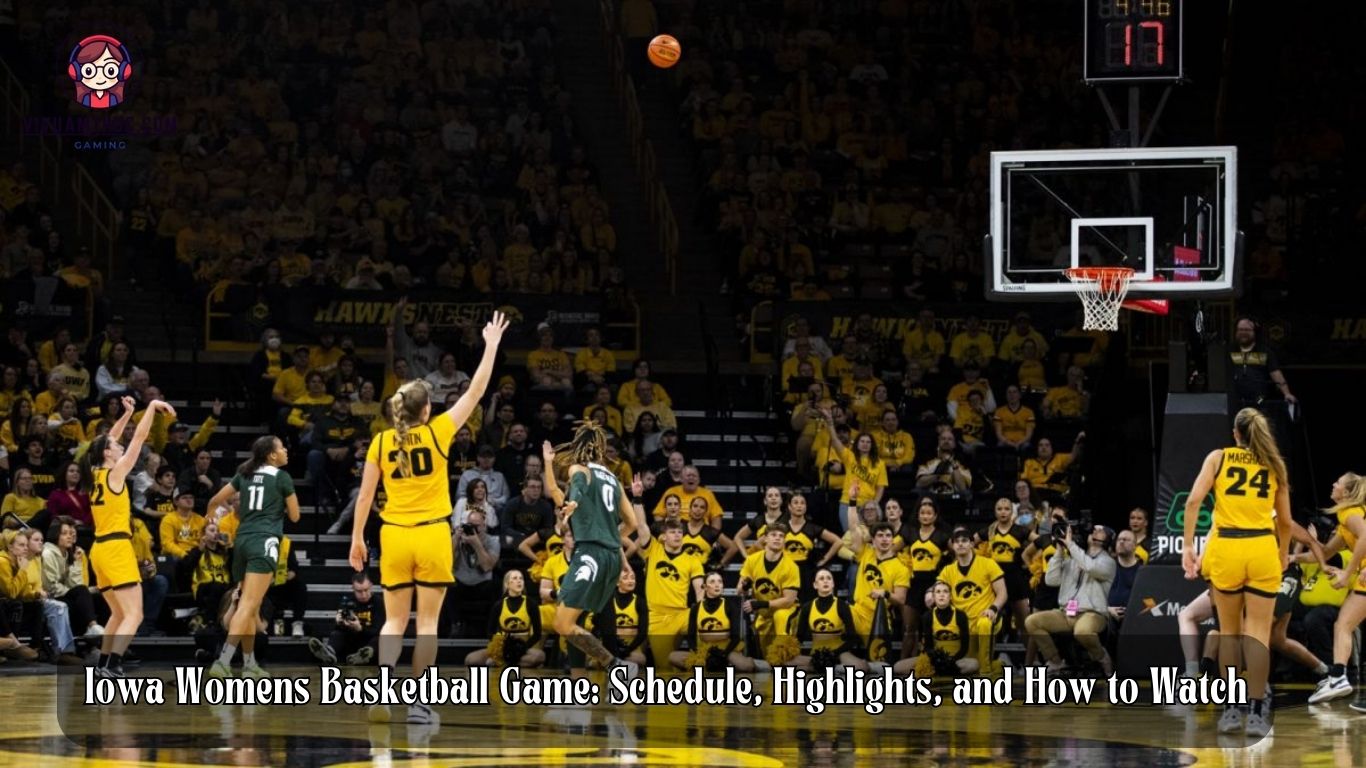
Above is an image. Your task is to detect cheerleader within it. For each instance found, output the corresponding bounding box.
[679,497,735,568]
[894,581,979,678]
[597,566,648,668]
[670,572,764,672]
[976,497,1036,640]
[781,492,843,600]
[901,498,950,658]
[466,570,544,668]
[788,568,867,673]
[721,486,787,566]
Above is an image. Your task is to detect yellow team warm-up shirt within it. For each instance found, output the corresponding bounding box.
[840,447,887,506]
[367,416,456,525]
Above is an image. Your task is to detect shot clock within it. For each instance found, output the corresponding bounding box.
[1084,0,1184,83]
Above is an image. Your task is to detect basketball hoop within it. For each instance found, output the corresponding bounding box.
[1064,267,1134,331]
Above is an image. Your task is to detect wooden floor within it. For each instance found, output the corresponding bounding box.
[0,666,1360,767]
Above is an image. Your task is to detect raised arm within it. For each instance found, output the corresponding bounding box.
[441,311,509,431]
[110,395,136,442]
[111,400,174,489]
[622,475,645,544]
[541,441,565,507]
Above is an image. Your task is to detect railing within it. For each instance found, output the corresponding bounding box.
[598,0,680,295]
[71,164,120,281]
[0,57,63,203]
[0,57,120,280]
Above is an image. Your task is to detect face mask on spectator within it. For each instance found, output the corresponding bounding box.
[266,337,281,350]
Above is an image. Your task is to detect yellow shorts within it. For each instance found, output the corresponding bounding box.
[379,521,453,589]
[1203,532,1281,597]
[91,538,141,591]
[647,607,691,665]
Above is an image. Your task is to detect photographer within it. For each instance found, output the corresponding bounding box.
[1023,512,1116,676]
[309,572,384,666]
[183,522,233,632]
[914,428,973,497]
[444,508,500,638]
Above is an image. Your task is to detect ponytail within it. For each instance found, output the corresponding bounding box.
[388,380,432,479]
[79,435,107,494]
[1328,472,1366,514]
[238,435,280,477]
[1234,407,1287,487]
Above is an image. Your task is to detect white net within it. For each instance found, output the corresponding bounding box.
[1064,267,1134,331]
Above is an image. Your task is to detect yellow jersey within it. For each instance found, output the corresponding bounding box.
[367,416,457,526]
[740,550,800,603]
[1213,447,1278,530]
[643,539,703,611]
[840,447,887,506]
[91,468,132,539]
[937,555,1004,618]
[852,547,911,608]
[497,596,535,636]
[1336,505,1363,553]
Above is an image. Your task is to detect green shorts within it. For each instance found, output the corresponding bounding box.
[556,541,621,614]
[232,532,282,583]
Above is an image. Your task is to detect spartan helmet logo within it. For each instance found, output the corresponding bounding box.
[699,617,725,632]
[754,578,778,600]
[811,618,838,633]
[573,555,599,583]
[681,542,704,558]
[955,581,983,601]
[264,537,280,563]
[654,560,682,582]
[505,617,529,632]
[862,564,885,588]
[784,539,808,556]
[934,629,959,643]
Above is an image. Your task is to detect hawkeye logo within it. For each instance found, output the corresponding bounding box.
[753,578,779,600]
[654,560,683,582]
[785,540,810,557]
[862,564,885,588]
[699,617,726,631]
[811,618,838,633]
[912,548,937,563]
[504,617,529,632]
[991,541,1015,558]
[934,629,961,643]
[681,542,706,558]
[615,612,637,628]
[955,581,984,601]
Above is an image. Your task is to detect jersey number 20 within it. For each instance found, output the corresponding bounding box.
[387,447,433,478]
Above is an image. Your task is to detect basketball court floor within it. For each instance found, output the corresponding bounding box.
[0,667,1359,767]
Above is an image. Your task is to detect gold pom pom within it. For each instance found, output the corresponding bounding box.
[914,653,936,679]
[487,633,506,666]
[766,635,800,665]
[684,649,708,668]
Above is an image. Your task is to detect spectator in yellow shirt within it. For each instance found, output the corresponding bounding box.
[1015,338,1049,393]
[1042,367,1090,422]
[870,410,916,473]
[617,359,671,409]
[998,313,1049,363]
[839,358,883,415]
[272,346,312,407]
[949,315,996,370]
[33,372,67,418]
[582,385,624,435]
[623,379,678,433]
[572,327,617,393]
[526,324,573,394]
[49,343,91,403]
[36,328,72,374]
[992,385,1037,455]
[901,309,946,374]
[822,410,887,508]
[160,490,207,559]
[946,364,996,421]
[650,466,723,530]
[1020,435,1084,503]
[954,390,988,453]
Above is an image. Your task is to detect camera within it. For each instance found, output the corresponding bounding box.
[461,524,476,536]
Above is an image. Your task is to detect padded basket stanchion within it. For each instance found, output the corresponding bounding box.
[1064,267,1135,331]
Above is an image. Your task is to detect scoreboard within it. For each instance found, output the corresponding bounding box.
[1084,0,1184,83]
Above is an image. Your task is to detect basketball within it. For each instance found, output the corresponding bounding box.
[647,35,681,68]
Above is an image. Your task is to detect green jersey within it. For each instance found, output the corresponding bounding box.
[568,462,623,547]
[230,465,296,538]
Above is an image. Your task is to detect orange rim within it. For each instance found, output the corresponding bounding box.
[1065,266,1134,291]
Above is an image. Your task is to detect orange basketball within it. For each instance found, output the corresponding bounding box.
[647,35,682,69]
